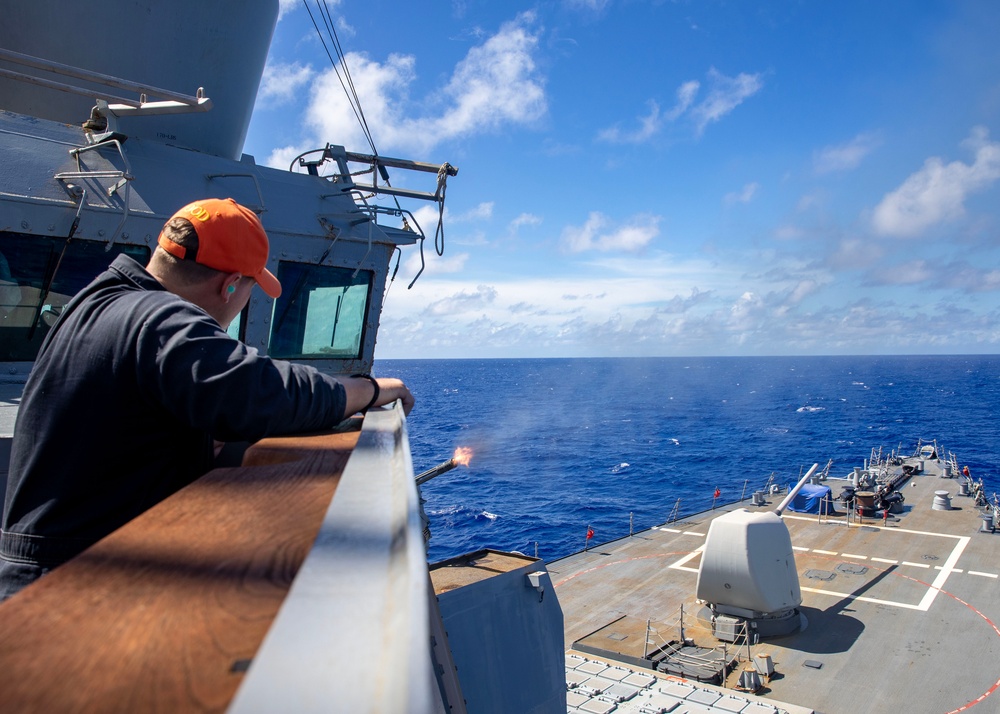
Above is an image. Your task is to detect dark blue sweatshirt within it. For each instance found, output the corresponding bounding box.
[1,255,346,578]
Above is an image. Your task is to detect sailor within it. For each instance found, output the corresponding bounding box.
[0,198,414,601]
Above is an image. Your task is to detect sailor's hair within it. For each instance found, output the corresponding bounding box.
[155,217,222,283]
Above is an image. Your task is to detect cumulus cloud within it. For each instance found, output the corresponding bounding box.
[729,291,765,326]
[561,212,660,253]
[453,202,494,222]
[257,62,315,108]
[375,240,1000,358]
[872,126,1000,237]
[655,287,711,314]
[266,12,545,166]
[277,0,302,20]
[403,250,469,278]
[814,133,880,174]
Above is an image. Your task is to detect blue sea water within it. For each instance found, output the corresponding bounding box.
[377,356,1000,563]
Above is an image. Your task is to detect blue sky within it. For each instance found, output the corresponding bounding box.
[245,1,1000,358]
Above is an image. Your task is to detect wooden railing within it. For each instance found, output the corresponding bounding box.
[0,422,360,712]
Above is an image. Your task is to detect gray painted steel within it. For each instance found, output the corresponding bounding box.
[552,446,1000,714]
[228,403,446,713]
[0,0,279,160]
[435,556,567,714]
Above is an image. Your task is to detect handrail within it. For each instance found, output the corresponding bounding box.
[0,48,212,115]
[228,401,447,713]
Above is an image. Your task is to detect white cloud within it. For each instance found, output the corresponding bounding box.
[430,12,545,138]
[598,100,662,143]
[729,291,765,327]
[872,126,1000,237]
[564,0,610,11]
[724,182,759,205]
[403,250,470,279]
[265,145,307,172]
[266,12,545,166]
[814,133,880,174]
[561,212,660,253]
[374,248,1000,359]
[411,204,446,236]
[257,62,315,108]
[667,81,701,121]
[826,237,884,271]
[597,70,760,144]
[426,284,497,315]
[773,225,804,241]
[509,213,542,232]
[277,0,302,20]
[690,68,763,135]
[453,202,494,222]
[881,260,933,285]
[787,279,820,305]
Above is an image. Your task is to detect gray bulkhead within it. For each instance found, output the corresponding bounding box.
[0,0,418,492]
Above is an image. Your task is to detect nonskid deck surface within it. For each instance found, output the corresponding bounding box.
[550,454,1000,714]
[564,652,814,714]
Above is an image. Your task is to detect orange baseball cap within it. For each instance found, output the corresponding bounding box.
[157,198,282,298]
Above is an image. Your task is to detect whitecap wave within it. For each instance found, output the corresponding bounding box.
[797,406,826,413]
[610,462,630,473]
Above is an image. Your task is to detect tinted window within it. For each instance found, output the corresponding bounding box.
[0,232,150,361]
[269,262,372,360]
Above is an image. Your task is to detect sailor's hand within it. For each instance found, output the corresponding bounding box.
[377,377,415,416]
[344,375,415,416]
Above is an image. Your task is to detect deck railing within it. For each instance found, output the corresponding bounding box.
[229,402,447,713]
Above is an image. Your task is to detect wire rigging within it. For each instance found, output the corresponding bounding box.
[302,0,376,156]
[301,0,452,292]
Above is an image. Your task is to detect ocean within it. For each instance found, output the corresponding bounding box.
[376,355,1000,563]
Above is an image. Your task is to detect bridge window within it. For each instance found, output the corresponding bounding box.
[0,232,149,362]
[268,262,372,360]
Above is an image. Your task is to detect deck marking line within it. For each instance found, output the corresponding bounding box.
[682,531,705,537]
[871,557,898,564]
[841,553,867,560]
[792,546,809,551]
[902,561,930,569]
[968,571,998,579]
[668,545,705,571]
[793,530,999,712]
[900,565,1000,713]
[935,566,964,573]
[813,549,838,556]
[784,514,968,542]
[552,551,697,588]
[917,535,969,612]
[659,528,682,533]
[799,586,925,610]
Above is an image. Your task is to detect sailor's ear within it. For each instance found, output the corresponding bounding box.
[221,273,242,301]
